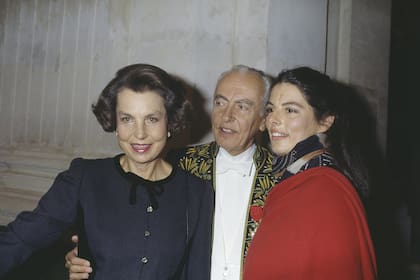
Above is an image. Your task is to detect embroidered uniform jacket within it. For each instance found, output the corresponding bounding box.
[168,141,276,262]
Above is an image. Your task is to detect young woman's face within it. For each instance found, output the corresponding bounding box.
[265,82,329,156]
[116,89,168,166]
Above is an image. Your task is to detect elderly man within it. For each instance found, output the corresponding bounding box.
[66,65,276,280]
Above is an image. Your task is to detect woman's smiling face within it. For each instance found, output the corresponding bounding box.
[116,88,168,166]
[265,82,329,156]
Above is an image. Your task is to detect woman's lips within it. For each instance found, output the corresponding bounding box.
[131,144,151,153]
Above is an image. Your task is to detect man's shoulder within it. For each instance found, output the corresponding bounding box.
[171,142,217,181]
[167,142,217,160]
[185,142,217,157]
[254,144,274,168]
[255,144,273,157]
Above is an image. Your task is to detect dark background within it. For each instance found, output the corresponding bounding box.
[385,0,420,278]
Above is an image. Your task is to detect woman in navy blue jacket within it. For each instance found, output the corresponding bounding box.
[0,64,214,280]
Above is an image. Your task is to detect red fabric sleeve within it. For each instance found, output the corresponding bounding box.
[243,167,376,280]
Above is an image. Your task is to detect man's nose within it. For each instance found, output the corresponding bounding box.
[222,105,235,121]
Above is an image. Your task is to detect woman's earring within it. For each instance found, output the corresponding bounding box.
[115,131,118,136]
[167,131,171,138]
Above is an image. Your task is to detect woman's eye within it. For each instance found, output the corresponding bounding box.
[120,116,131,122]
[265,107,273,115]
[146,117,159,124]
[286,107,298,113]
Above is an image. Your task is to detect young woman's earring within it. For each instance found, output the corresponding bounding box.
[167,131,171,138]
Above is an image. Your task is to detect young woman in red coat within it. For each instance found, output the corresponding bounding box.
[243,67,377,280]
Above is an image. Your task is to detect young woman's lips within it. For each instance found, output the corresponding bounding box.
[270,131,288,139]
[131,144,151,153]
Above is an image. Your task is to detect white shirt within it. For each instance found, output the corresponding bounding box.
[211,145,256,280]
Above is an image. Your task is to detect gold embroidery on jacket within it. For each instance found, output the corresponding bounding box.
[178,142,275,260]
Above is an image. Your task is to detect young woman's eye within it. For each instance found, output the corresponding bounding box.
[286,107,298,113]
[265,107,273,115]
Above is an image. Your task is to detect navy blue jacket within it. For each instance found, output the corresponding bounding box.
[0,155,214,279]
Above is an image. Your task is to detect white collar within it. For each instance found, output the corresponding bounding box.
[216,144,256,174]
[217,144,256,161]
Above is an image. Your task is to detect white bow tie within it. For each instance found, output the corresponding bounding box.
[216,158,253,175]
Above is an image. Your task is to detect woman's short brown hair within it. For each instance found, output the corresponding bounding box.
[92,63,190,135]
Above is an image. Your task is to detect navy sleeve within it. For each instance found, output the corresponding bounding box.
[185,177,214,280]
[0,158,84,277]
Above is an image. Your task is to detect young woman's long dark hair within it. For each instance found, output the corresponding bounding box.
[273,67,370,198]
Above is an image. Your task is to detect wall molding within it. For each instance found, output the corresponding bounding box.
[0,146,99,224]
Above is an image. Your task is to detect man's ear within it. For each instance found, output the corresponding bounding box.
[317,115,335,133]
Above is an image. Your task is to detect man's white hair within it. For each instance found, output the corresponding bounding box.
[216,65,271,116]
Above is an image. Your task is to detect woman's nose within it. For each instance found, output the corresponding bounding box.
[267,113,281,126]
[135,123,146,139]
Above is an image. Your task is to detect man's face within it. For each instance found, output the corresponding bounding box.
[211,71,265,156]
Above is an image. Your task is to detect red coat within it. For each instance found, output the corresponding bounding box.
[243,167,377,280]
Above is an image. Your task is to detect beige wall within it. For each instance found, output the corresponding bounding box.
[0,0,274,155]
[0,0,273,223]
[327,0,391,150]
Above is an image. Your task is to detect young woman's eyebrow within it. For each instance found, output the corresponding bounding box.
[281,101,304,108]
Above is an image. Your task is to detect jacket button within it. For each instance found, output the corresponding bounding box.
[146,206,153,213]
[141,256,148,264]
[144,230,151,237]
